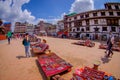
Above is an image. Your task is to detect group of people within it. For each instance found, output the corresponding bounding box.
[22,33,48,58]
[6,32,25,44]
[13,33,25,39]
[5,31,48,58]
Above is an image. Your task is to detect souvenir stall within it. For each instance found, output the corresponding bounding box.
[29,35,38,42]
[37,53,72,80]
[99,43,120,52]
[72,40,85,46]
[31,44,49,54]
[30,38,41,48]
[72,40,95,47]
[71,66,114,80]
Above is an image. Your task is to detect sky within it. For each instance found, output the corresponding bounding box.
[0,0,120,31]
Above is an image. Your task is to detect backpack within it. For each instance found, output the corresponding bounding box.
[22,39,25,45]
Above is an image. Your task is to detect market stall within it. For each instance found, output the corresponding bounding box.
[29,34,38,42]
[37,53,72,80]
[71,67,112,80]
[72,41,85,46]
[31,44,49,54]
[30,40,41,48]
[72,40,95,47]
[99,43,120,52]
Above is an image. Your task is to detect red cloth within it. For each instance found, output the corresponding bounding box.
[74,67,105,80]
[38,43,49,52]
[37,53,72,77]
[32,43,49,53]
[85,40,90,46]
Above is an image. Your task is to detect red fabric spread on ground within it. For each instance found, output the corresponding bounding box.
[99,44,120,51]
[73,67,105,80]
[37,53,72,77]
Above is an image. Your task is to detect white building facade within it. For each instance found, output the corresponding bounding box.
[26,24,34,35]
[64,2,120,40]
[37,21,47,36]
[14,22,27,33]
[56,20,64,32]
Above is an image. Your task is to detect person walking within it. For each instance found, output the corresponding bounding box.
[6,31,12,44]
[106,35,114,57]
[22,33,31,58]
[105,32,112,53]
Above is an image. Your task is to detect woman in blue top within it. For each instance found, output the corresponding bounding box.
[23,33,30,57]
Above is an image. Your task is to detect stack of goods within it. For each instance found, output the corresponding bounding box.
[31,43,49,54]
[71,67,105,80]
[112,45,120,51]
[37,53,72,79]
[99,44,120,52]
[30,42,38,47]
[30,38,41,48]
[29,35,38,42]
[99,44,107,49]
[52,75,64,80]
[32,46,42,54]
[84,41,95,47]
[0,35,6,40]
[77,41,85,46]
[72,40,95,47]
[116,42,120,46]
[72,40,85,46]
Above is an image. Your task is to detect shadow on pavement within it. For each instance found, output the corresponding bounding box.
[30,50,40,57]
[30,49,45,57]
[35,60,47,80]
[101,55,111,64]
[16,55,26,59]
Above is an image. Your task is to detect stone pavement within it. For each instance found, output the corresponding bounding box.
[0,37,120,80]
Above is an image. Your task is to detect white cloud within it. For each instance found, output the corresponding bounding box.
[47,0,95,24]
[0,0,35,31]
[39,13,66,24]
[0,0,64,31]
[34,18,47,25]
[48,12,66,24]
[0,0,95,32]
[47,18,60,24]
[61,12,66,18]
[70,0,94,13]
[37,18,60,25]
